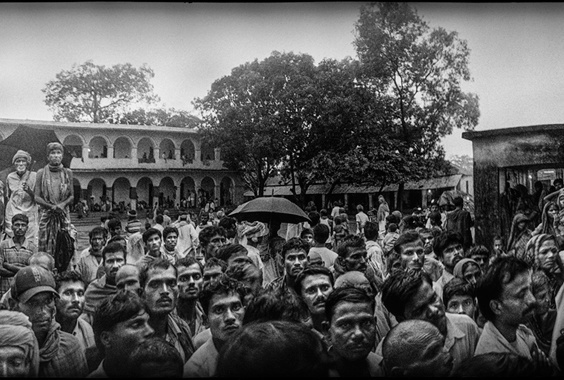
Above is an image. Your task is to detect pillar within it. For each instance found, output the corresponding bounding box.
[131,147,138,160]
[82,145,89,160]
[214,148,221,161]
[368,194,374,210]
[107,145,114,159]
[175,148,181,161]
[129,186,137,211]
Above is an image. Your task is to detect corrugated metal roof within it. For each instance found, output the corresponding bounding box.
[244,174,465,197]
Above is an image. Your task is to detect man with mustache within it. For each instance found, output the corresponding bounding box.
[474,255,552,364]
[331,234,380,292]
[90,290,155,377]
[294,265,334,337]
[322,286,381,376]
[54,270,94,351]
[139,258,195,363]
[70,226,107,286]
[265,237,309,294]
[82,241,126,325]
[9,265,88,377]
[433,230,465,301]
[378,269,480,373]
[175,256,205,339]
[183,273,246,377]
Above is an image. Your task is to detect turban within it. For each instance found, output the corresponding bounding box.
[525,233,557,268]
[46,142,64,154]
[240,221,269,239]
[0,310,40,377]
[12,149,31,165]
[453,258,480,279]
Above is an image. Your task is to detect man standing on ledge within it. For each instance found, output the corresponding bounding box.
[34,142,74,256]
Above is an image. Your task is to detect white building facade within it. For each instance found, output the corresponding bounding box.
[0,119,244,211]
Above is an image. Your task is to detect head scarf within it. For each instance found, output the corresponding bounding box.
[0,310,40,377]
[453,258,480,280]
[525,233,557,268]
[46,142,64,154]
[12,149,31,165]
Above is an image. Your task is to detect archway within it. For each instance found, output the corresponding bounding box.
[220,176,234,206]
[89,136,108,159]
[138,137,155,163]
[114,136,132,159]
[136,177,153,210]
[158,177,176,208]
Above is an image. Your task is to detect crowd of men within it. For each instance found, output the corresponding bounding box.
[1,143,564,377]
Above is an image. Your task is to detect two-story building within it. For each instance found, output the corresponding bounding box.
[0,118,245,211]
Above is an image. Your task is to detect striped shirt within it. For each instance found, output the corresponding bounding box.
[0,237,37,295]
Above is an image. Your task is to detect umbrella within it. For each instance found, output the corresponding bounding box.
[228,197,311,224]
[0,125,73,181]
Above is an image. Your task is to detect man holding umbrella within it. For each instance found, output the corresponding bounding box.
[34,142,74,257]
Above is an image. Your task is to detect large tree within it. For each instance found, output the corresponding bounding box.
[354,2,480,209]
[116,107,200,128]
[43,60,159,123]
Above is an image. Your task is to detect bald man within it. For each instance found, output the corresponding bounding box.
[382,319,454,377]
[115,264,141,294]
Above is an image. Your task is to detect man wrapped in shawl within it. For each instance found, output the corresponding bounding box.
[34,142,74,256]
[0,309,40,377]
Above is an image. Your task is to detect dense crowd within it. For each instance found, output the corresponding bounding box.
[1,143,564,377]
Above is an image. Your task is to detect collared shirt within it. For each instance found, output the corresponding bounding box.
[73,317,96,352]
[475,321,538,359]
[75,250,103,286]
[183,337,219,378]
[87,360,108,378]
[165,313,196,363]
[0,237,36,295]
[176,222,199,258]
[433,270,454,301]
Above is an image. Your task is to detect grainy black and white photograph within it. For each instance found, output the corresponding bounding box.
[0,2,563,377]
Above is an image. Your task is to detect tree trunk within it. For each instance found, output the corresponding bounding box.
[397,182,405,213]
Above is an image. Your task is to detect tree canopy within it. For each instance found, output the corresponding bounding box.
[43,60,159,123]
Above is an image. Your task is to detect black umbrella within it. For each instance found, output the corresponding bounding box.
[229,196,311,224]
[0,125,73,181]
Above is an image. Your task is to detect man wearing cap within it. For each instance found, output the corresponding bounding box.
[8,265,88,377]
[5,150,39,244]
[0,214,38,297]
[34,142,74,255]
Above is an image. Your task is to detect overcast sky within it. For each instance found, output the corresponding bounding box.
[2,2,564,159]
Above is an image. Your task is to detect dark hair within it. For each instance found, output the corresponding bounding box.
[293,265,334,296]
[203,257,228,271]
[216,244,248,262]
[127,337,183,378]
[364,221,379,241]
[218,217,237,239]
[107,218,122,231]
[433,231,463,259]
[281,237,310,260]
[198,226,226,247]
[442,277,474,307]
[324,286,375,323]
[336,234,365,258]
[312,224,330,244]
[475,256,531,322]
[468,245,491,259]
[108,234,127,246]
[54,270,85,292]
[216,320,329,377]
[155,214,164,224]
[453,196,464,207]
[243,288,309,325]
[92,290,147,355]
[199,273,246,315]
[300,228,313,239]
[162,226,179,240]
[89,226,108,240]
[142,228,162,244]
[387,223,398,233]
[308,212,320,227]
[428,211,442,226]
[225,261,261,286]
[102,241,127,263]
[176,256,203,274]
[393,230,421,255]
[139,258,177,290]
[381,269,433,321]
